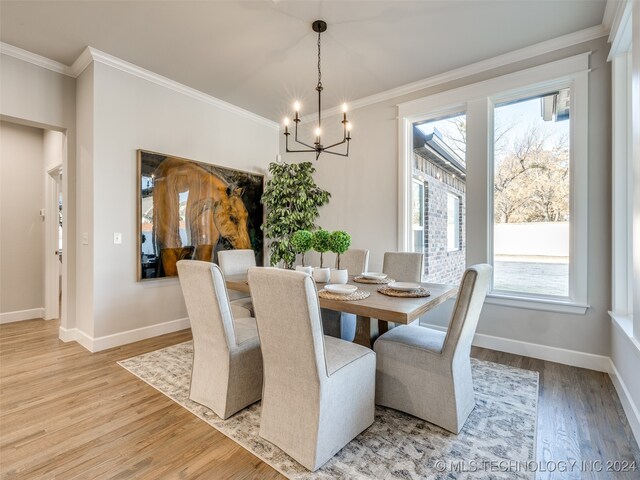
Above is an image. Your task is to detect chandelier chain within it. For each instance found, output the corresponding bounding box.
[317,31,322,88]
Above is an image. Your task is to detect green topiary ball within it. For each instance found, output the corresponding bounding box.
[312,229,331,253]
[329,231,351,255]
[291,230,313,253]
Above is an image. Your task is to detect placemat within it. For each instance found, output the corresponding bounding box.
[377,286,431,298]
[353,276,394,284]
[318,289,371,301]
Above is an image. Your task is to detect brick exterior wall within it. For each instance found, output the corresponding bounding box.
[413,153,466,284]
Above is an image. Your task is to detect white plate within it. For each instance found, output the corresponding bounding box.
[360,272,387,280]
[388,282,422,291]
[325,284,358,295]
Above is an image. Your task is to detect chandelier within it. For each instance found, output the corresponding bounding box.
[283,20,351,160]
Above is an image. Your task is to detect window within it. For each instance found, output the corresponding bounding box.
[408,112,467,283]
[492,90,570,297]
[411,180,424,253]
[447,193,460,251]
[398,53,589,313]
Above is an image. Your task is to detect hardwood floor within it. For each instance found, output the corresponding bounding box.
[1,319,638,479]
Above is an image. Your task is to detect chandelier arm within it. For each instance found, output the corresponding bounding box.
[293,138,317,150]
[286,147,317,153]
[322,138,348,150]
[322,149,350,157]
[293,121,317,150]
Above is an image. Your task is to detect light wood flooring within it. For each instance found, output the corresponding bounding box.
[1,319,639,479]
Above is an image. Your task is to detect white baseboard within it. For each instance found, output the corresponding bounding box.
[609,359,640,446]
[58,317,190,352]
[422,322,610,372]
[1,307,45,324]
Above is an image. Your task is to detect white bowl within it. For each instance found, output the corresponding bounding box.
[388,282,422,291]
[325,284,358,295]
[360,272,387,280]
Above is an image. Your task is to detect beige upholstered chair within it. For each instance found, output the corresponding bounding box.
[217,249,256,316]
[382,251,424,282]
[374,264,492,433]
[248,267,376,471]
[335,248,369,274]
[323,249,370,340]
[177,260,263,420]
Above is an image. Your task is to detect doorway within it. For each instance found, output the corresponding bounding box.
[44,164,62,320]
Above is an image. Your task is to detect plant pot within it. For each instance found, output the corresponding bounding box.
[295,265,313,275]
[312,267,330,283]
[330,268,349,284]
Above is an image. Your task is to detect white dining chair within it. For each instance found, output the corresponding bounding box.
[322,249,370,340]
[373,264,492,433]
[382,251,424,282]
[248,267,376,471]
[177,260,263,420]
[217,249,256,317]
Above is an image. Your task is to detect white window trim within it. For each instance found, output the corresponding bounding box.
[608,0,638,341]
[398,53,590,314]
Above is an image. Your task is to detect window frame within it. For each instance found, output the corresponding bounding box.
[398,53,590,314]
[447,192,461,252]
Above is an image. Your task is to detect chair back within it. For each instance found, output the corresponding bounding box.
[382,252,424,282]
[177,260,238,352]
[248,268,327,389]
[336,249,369,275]
[218,249,257,276]
[442,264,492,361]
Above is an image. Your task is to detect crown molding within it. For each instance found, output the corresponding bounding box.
[606,0,633,59]
[0,42,74,77]
[310,24,609,123]
[70,46,94,77]
[85,47,278,129]
[1,42,277,129]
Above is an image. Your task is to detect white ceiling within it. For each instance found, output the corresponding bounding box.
[0,1,606,121]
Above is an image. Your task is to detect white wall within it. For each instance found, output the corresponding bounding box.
[75,64,95,337]
[81,60,278,340]
[0,121,45,319]
[0,53,77,332]
[282,36,612,357]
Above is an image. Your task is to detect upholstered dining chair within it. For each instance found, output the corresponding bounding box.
[218,249,256,316]
[248,267,376,471]
[322,249,370,340]
[335,248,370,274]
[176,260,263,420]
[382,251,424,282]
[373,264,492,434]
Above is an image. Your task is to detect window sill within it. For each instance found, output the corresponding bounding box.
[486,293,589,314]
[609,312,640,350]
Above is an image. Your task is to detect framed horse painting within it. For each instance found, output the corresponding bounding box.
[137,150,264,280]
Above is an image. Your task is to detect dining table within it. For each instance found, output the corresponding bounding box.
[225,273,458,349]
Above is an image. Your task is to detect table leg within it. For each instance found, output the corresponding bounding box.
[378,320,389,336]
[354,315,373,349]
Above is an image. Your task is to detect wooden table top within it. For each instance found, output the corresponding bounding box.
[225,273,458,325]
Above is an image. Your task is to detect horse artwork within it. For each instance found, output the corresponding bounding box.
[138,150,264,280]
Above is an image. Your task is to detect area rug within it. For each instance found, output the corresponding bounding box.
[118,341,538,479]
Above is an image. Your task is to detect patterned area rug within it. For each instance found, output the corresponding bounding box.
[118,341,538,479]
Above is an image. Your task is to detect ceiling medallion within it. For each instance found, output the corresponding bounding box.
[283,20,351,160]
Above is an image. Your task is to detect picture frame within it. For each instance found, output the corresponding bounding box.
[137,149,264,280]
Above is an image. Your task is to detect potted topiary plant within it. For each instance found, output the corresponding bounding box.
[261,162,330,269]
[291,229,313,275]
[329,230,351,284]
[311,229,331,282]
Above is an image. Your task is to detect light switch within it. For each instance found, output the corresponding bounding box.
[82,233,89,245]
[114,232,122,244]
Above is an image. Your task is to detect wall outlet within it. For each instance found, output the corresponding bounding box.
[81,233,89,245]
[114,232,122,244]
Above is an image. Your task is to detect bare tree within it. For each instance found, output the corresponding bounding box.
[494,125,569,223]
